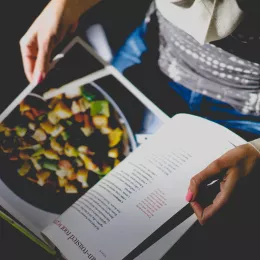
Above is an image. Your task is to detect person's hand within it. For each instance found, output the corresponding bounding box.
[186,143,260,225]
[20,0,99,84]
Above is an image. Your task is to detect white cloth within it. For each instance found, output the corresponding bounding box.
[155,0,244,44]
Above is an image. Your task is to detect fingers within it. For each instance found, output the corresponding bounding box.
[191,168,239,225]
[188,157,228,201]
[20,33,38,83]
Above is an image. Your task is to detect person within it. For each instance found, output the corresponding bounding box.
[20,0,260,226]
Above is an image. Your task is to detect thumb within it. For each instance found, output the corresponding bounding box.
[33,38,53,85]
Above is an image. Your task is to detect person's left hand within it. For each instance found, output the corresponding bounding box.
[186,143,260,225]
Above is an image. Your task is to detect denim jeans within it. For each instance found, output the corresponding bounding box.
[112,21,260,141]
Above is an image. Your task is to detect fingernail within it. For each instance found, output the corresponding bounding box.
[185,190,193,202]
[33,71,44,85]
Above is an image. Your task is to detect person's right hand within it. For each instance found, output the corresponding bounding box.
[20,0,99,85]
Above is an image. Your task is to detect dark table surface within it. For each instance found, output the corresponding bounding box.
[1,1,260,260]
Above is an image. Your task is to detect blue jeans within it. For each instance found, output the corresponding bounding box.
[112,21,260,141]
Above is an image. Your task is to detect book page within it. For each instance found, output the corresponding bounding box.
[43,114,246,260]
[0,39,165,243]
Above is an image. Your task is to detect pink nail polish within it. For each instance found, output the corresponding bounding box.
[185,190,193,202]
[33,71,44,85]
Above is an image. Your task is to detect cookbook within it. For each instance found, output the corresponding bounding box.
[0,37,246,260]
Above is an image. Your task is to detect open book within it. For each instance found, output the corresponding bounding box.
[0,37,246,259]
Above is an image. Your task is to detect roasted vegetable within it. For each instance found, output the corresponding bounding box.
[79,153,99,172]
[78,145,88,154]
[61,131,70,141]
[16,126,27,137]
[48,111,60,125]
[28,122,36,131]
[81,88,95,101]
[92,115,108,129]
[30,157,42,171]
[78,98,90,112]
[53,101,72,120]
[36,170,51,186]
[71,101,81,115]
[77,168,88,188]
[18,161,31,176]
[50,138,63,154]
[20,101,30,113]
[32,148,45,157]
[19,151,30,160]
[65,184,78,194]
[64,143,78,157]
[43,160,59,171]
[108,148,119,158]
[108,128,123,147]
[32,129,47,142]
[90,100,110,117]
[58,177,68,188]
[44,149,60,160]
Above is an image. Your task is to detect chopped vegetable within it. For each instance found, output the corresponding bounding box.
[19,144,42,151]
[32,129,47,142]
[44,149,60,160]
[4,129,11,137]
[18,161,31,176]
[114,159,120,167]
[108,128,123,147]
[100,127,112,135]
[50,124,64,138]
[20,101,30,113]
[79,153,99,172]
[43,160,59,171]
[19,151,30,160]
[78,146,88,154]
[75,158,84,167]
[28,122,36,131]
[81,88,96,101]
[77,168,89,188]
[58,160,73,170]
[16,126,27,137]
[108,148,119,158]
[31,108,45,118]
[40,121,54,134]
[10,156,18,161]
[65,184,78,194]
[92,115,108,129]
[0,124,6,133]
[102,165,112,175]
[78,98,90,112]
[32,148,45,157]
[36,170,51,186]
[90,100,110,117]
[64,143,78,157]
[74,113,84,123]
[50,138,63,154]
[24,111,35,121]
[48,111,60,125]
[31,157,42,171]
[71,101,81,115]
[80,127,93,137]
[53,101,72,119]
[61,131,70,141]
[58,177,68,188]
[67,172,77,181]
